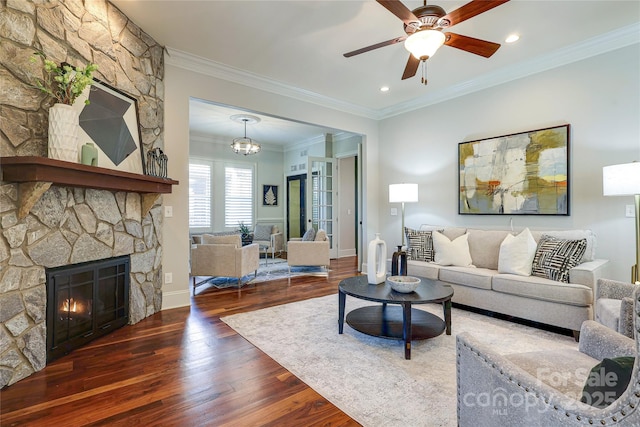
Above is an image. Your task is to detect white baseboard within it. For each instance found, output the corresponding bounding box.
[338,248,356,258]
[162,289,191,310]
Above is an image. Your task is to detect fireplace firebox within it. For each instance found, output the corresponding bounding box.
[46,256,130,362]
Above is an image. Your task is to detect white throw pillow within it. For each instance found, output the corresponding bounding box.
[498,228,537,276]
[432,231,474,267]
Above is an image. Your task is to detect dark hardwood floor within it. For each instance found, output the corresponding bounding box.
[0,257,362,426]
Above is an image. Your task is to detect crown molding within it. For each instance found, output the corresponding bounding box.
[167,23,639,121]
[165,48,380,120]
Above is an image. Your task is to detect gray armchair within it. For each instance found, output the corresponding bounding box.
[252,223,284,263]
[596,278,636,339]
[457,288,640,426]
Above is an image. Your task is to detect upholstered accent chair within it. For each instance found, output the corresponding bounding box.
[457,288,640,426]
[286,228,330,276]
[252,223,284,263]
[190,234,259,293]
[596,278,636,339]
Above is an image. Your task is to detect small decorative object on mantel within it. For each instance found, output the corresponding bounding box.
[81,142,98,166]
[145,148,168,178]
[30,52,97,162]
[367,233,387,284]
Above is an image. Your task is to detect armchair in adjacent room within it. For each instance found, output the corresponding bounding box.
[286,228,330,276]
[252,223,284,262]
[595,278,636,339]
[456,288,640,426]
[190,234,259,293]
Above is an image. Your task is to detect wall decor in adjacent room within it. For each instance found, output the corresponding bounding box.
[459,124,570,215]
[74,80,145,175]
[263,185,278,206]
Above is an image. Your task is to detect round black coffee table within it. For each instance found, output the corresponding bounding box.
[338,275,453,359]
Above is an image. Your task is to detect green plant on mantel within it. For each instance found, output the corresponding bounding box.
[30,51,98,106]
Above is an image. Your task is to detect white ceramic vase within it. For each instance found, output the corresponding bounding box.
[367,233,387,284]
[48,103,79,162]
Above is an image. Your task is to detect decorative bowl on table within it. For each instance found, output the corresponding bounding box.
[387,275,420,293]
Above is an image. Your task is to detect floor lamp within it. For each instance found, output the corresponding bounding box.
[389,183,418,275]
[603,162,640,284]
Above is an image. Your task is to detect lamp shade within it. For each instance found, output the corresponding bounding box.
[389,183,419,203]
[603,162,640,196]
[404,30,446,60]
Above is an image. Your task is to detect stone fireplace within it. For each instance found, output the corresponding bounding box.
[1,0,168,387]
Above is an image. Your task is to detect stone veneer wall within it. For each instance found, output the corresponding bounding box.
[0,0,165,387]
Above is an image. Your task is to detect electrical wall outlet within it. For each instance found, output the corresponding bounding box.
[626,205,635,218]
[390,208,398,216]
[164,205,173,217]
[164,272,173,284]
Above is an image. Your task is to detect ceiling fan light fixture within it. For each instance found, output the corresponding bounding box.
[404,29,446,60]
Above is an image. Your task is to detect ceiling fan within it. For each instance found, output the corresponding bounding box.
[344,0,510,85]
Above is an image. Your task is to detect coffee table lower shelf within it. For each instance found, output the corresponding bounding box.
[346,305,446,342]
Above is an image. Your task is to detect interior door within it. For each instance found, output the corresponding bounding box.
[286,174,306,240]
[307,157,337,258]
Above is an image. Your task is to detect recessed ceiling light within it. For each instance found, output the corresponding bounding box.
[505,34,520,44]
[380,86,390,92]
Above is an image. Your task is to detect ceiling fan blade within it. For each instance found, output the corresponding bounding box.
[439,0,509,27]
[343,36,407,58]
[444,32,501,58]
[401,55,420,80]
[377,0,419,26]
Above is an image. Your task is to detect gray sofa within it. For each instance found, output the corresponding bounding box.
[456,288,640,426]
[405,226,610,338]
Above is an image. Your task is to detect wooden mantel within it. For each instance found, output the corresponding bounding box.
[1,156,179,218]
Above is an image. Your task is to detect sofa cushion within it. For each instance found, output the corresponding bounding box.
[595,298,622,332]
[467,229,510,270]
[405,227,439,262]
[302,228,316,241]
[439,267,495,290]
[492,274,592,306]
[407,260,440,280]
[253,224,273,241]
[498,228,537,276]
[531,229,596,263]
[531,235,587,283]
[315,229,328,241]
[420,225,467,241]
[433,231,474,267]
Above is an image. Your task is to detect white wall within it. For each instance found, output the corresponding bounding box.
[378,45,640,281]
[163,64,380,309]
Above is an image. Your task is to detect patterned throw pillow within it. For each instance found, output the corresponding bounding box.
[253,224,272,241]
[531,235,587,283]
[405,227,440,262]
[301,228,316,241]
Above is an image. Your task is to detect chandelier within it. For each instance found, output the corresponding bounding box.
[230,114,261,155]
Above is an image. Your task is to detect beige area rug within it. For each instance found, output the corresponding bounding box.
[221,294,578,426]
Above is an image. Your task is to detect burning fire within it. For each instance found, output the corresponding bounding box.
[62,298,77,313]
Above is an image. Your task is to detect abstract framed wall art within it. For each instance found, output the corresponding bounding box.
[73,79,145,175]
[263,185,278,206]
[458,124,570,215]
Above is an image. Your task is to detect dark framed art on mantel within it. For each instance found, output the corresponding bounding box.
[458,124,570,216]
[73,79,145,175]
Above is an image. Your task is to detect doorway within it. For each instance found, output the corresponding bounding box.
[286,174,306,240]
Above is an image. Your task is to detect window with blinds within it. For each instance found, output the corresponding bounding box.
[189,163,211,228]
[225,166,253,227]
